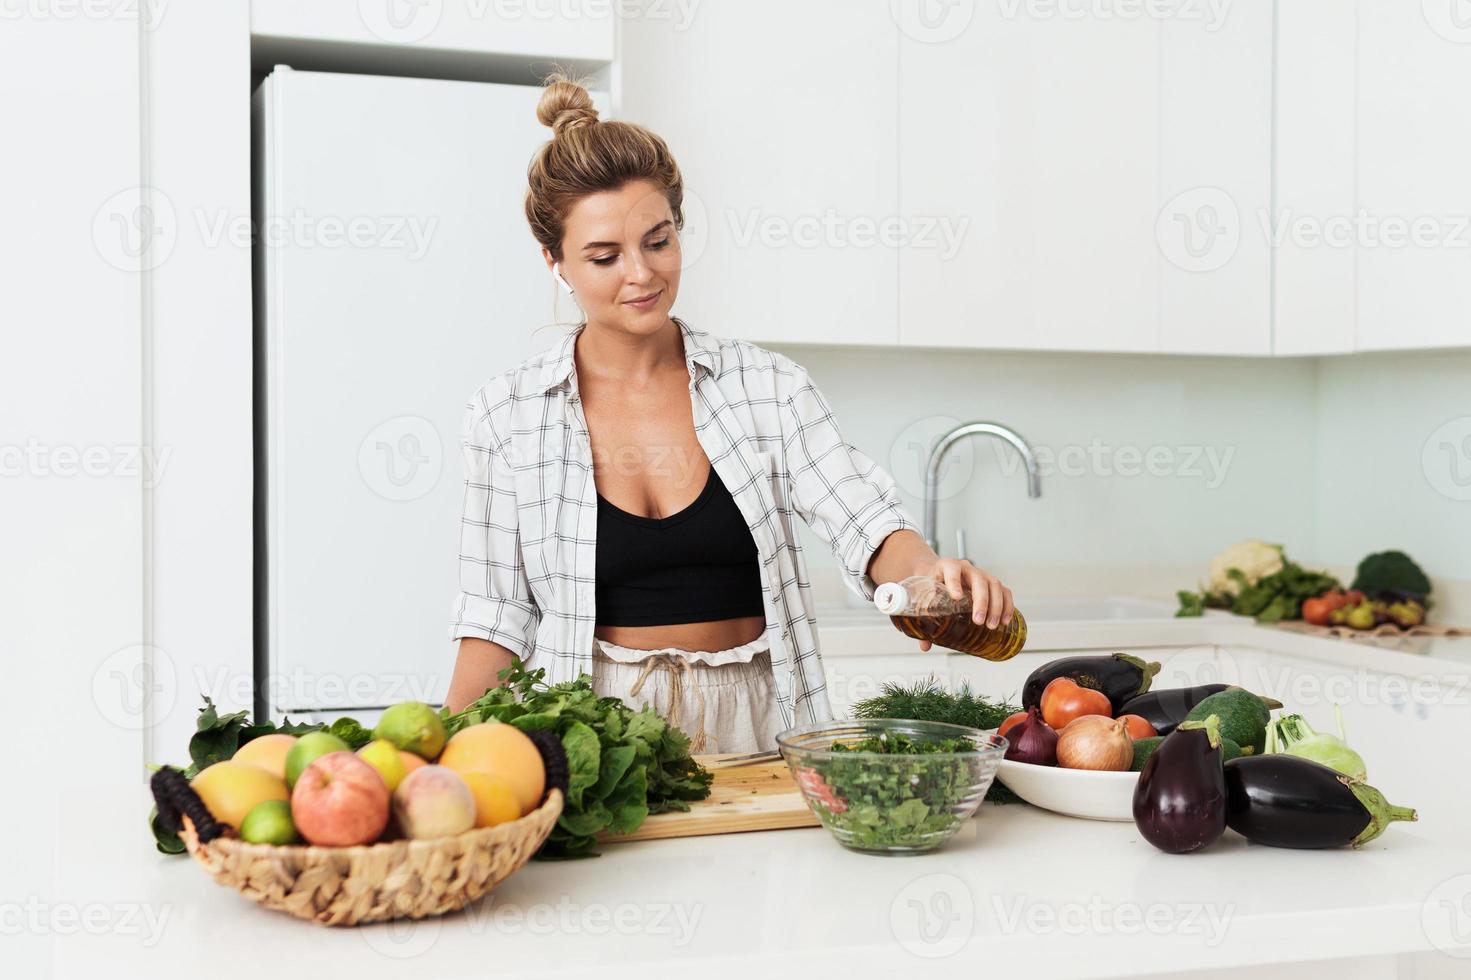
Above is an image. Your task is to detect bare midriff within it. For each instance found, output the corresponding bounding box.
[593,615,767,653]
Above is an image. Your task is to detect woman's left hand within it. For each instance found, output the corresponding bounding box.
[914,558,1014,652]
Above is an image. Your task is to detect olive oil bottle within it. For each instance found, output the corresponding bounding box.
[874,575,1027,662]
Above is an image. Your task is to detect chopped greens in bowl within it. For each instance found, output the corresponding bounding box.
[778,719,1005,854]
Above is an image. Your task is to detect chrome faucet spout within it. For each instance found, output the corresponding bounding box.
[921,422,1042,552]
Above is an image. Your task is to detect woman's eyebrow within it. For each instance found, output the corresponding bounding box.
[580,219,674,251]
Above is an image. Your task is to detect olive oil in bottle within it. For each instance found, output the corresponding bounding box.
[873,574,1027,662]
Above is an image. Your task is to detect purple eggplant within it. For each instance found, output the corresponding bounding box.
[1132,715,1227,854]
[1116,684,1281,736]
[1021,653,1161,714]
[1223,755,1417,848]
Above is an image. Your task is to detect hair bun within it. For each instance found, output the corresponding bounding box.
[536,73,598,137]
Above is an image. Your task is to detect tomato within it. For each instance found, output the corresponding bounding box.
[998,711,1028,739]
[1117,714,1157,740]
[1302,596,1333,626]
[1039,678,1112,730]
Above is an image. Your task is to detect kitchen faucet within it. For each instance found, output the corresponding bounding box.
[922,422,1042,553]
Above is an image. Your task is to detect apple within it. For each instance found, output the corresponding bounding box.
[290,751,389,846]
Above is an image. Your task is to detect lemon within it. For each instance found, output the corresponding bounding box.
[357,739,408,793]
[374,702,447,760]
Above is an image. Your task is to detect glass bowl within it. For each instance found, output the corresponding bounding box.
[776,718,1007,854]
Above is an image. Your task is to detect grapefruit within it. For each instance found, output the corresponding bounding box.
[462,772,522,826]
[438,722,545,816]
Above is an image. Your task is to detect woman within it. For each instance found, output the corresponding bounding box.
[443,74,1014,752]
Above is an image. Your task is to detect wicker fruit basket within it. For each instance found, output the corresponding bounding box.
[151,768,563,927]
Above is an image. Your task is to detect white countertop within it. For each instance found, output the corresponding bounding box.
[36,616,1471,980]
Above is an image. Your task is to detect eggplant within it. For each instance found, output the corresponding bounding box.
[1021,653,1161,713]
[1116,684,1281,737]
[1132,715,1227,854]
[1223,754,1417,848]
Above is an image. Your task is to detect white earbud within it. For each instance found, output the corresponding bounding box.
[552,262,574,295]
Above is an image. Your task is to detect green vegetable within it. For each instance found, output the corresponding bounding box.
[851,676,1022,803]
[1178,555,1339,623]
[811,732,979,850]
[1265,707,1367,780]
[1351,551,1432,602]
[1184,690,1275,755]
[441,658,713,859]
[1131,733,1240,771]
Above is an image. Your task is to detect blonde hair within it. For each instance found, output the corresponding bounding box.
[524,70,686,261]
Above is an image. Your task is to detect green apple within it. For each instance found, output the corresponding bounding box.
[284,731,350,788]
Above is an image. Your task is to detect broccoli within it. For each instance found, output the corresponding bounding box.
[1351,551,1431,602]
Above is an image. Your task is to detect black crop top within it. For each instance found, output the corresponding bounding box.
[594,463,766,626]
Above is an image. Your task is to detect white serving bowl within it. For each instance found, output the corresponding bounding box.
[995,759,1139,821]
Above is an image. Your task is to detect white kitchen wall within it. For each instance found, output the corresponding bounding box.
[758,341,1321,601]
[1313,349,1471,620]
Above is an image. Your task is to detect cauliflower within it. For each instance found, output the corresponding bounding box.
[1209,539,1284,597]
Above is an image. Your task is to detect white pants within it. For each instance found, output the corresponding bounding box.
[589,632,785,754]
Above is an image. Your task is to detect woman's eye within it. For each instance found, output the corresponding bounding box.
[590,255,616,266]
[648,238,671,250]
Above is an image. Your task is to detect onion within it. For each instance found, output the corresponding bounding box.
[1057,716,1133,771]
[1002,707,1058,766]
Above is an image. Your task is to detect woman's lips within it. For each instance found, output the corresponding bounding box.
[623,290,661,310]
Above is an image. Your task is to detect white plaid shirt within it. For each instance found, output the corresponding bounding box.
[449,316,921,729]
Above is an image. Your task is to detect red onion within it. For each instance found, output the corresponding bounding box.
[1003,707,1058,766]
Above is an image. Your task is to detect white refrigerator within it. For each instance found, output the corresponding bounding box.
[254,67,607,720]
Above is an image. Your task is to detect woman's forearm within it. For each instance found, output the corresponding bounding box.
[443,637,518,713]
[867,528,939,586]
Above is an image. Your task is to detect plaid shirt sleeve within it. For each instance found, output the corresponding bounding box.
[449,388,540,656]
[777,359,922,602]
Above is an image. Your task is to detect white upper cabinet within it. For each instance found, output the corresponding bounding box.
[620,0,900,346]
[1272,0,1357,356]
[251,0,614,62]
[898,3,1272,355]
[1356,1,1471,351]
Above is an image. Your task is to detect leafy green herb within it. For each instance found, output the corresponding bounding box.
[852,676,1018,731]
[440,658,713,859]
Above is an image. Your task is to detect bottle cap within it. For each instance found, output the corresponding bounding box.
[873,582,906,615]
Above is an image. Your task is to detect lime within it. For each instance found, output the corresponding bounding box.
[374,702,447,760]
[284,731,349,788]
[240,799,299,845]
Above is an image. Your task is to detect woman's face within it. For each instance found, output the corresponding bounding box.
[546,179,682,336]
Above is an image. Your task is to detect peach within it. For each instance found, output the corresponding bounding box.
[392,765,476,840]
[290,751,389,847]
[232,733,298,781]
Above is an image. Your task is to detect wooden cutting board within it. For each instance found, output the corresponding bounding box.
[596,753,819,844]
